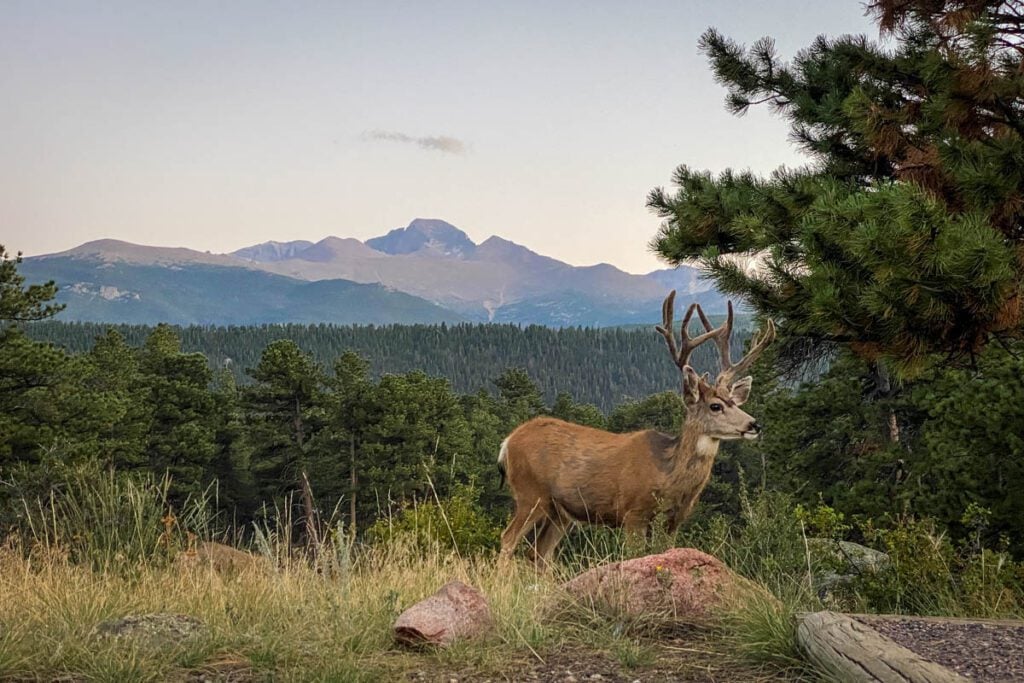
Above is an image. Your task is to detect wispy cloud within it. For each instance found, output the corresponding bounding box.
[362,129,467,155]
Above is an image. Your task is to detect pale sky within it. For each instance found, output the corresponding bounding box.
[2,1,877,274]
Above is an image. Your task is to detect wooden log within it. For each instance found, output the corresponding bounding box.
[796,611,970,683]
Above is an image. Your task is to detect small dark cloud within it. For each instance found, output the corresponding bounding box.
[363,129,467,155]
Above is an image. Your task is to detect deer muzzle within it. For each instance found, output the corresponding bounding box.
[742,422,762,440]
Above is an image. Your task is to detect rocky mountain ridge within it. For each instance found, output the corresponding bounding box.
[25,218,722,326]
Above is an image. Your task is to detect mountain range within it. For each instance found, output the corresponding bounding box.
[20,219,724,327]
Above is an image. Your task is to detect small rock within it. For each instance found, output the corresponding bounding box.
[393,580,494,647]
[94,613,207,646]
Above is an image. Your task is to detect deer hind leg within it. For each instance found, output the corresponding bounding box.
[530,510,570,568]
[500,498,549,557]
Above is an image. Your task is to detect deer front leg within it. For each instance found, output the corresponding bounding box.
[622,511,651,556]
[672,494,700,532]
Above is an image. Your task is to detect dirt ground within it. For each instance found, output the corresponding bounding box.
[404,635,797,683]
[857,614,1024,683]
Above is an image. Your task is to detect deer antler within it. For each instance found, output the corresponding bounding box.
[655,290,722,370]
[692,301,776,387]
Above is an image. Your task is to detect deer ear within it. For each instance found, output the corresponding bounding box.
[730,376,753,405]
[682,366,701,405]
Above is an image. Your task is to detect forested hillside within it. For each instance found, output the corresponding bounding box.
[7,260,1024,558]
[25,319,752,412]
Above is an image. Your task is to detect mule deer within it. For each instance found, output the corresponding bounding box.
[498,291,775,564]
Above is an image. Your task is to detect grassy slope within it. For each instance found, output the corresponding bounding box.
[0,543,791,682]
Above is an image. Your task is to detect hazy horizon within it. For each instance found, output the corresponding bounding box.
[4,1,877,274]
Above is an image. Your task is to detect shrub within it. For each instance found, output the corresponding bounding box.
[365,482,500,555]
[853,513,1023,617]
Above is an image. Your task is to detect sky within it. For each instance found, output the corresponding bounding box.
[2,1,878,274]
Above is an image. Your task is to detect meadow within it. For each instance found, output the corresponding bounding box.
[1,471,1020,682]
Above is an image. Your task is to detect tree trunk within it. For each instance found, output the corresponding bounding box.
[872,360,901,444]
[300,470,318,553]
[796,611,969,682]
[349,434,357,534]
[290,397,317,553]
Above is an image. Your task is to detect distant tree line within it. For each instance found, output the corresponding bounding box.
[24,319,752,413]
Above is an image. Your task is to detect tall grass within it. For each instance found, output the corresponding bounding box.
[0,470,781,682]
[4,464,1021,681]
[19,464,214,572]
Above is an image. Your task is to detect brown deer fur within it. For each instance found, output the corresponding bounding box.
[498,292,774,564]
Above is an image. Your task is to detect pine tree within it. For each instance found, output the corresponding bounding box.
[493,368,546,427]
[648,1,1024,376]
[0,246,64,324]
[243,340,325,543]
[0,246,68,464]
[137,325,218,502]
[322,351,375,530]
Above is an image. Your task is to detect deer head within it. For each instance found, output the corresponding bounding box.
[655,291,776,441]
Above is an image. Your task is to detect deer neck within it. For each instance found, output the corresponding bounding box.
[666,418,719,490]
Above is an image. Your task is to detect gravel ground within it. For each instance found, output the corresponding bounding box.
[857,616,1024,682]
[406,637,795,682]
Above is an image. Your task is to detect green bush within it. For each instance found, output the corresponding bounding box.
[852,513,1023,617]
[365,482,500,555]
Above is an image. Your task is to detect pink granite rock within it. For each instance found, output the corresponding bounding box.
[563,548,744,624]
[393,580,494,647]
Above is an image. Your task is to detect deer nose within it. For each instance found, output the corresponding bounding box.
[750,422,762,434]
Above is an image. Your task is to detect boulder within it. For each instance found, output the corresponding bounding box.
[808,539,890,597]
[393,580,494,647]
[175,540,266,575]
[562,548,753,624]
[94,613,207,646]
[808,539,890,573]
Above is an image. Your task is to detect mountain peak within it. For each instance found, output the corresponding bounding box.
[232,239,314,263]
[365,218,476,257]
[297,236,383,262]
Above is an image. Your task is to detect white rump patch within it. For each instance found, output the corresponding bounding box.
[498,438,510,466]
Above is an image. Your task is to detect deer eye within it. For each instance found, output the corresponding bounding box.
[709,403,723,412]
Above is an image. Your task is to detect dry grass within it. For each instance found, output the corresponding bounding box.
[0,539,556,681]
[0,537,801,682]
[0,470,803,681]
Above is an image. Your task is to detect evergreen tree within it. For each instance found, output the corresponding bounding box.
[0,246,64,324]
[648,1,1024,376]
[78,329,149,467]
[913,342,1024,553]
[493,368,546,427]
[359,371,473,521]
[607,391,682,433]
[243,340,325,540]
[137,325,218,502]
[549,391,607,429]
[460,389,509,519]
[0,246,69,465]
[208,369,257,517]
[322,351,375,529]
